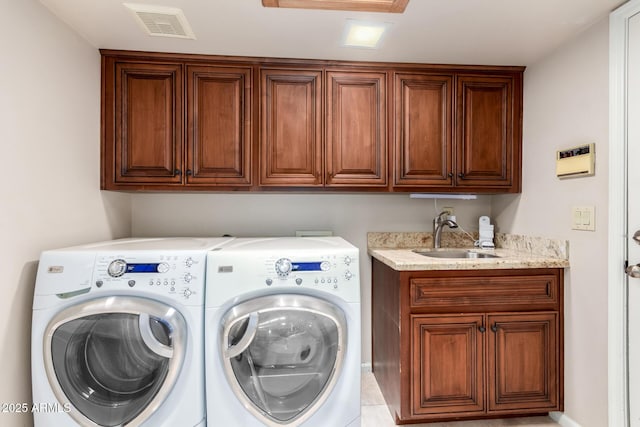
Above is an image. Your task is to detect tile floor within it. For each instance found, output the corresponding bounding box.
[361,372,560,427]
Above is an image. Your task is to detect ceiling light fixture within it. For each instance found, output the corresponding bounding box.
[262,0,409,14]
[342,20,390,49]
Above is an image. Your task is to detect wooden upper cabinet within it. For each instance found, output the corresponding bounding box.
[326,70,387,187]
[106,60,183,186]
[186,65,252,186]
[393,71,522,192]
[260,68,322,186]
[393,73,453,187]
[456,75,519,190]
[101,51,523,192]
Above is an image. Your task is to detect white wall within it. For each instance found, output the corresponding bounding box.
[132,192,492,364]
[492,18,610,427]
[0,1,131,425]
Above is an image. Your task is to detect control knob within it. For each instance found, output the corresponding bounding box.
[107,259,127,278]
[345,270,353,280]
[275,258,292,277]
[157,262,170,273]
[183,288,192,299]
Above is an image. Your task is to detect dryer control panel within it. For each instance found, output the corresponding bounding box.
[268,254,357,289]
[209,249,360,305]
[93,252,206,302]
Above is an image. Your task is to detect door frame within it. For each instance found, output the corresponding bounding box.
[609,2,640,426]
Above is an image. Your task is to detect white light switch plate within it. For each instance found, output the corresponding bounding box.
[572,206,595,231]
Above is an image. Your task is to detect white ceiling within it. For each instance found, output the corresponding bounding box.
[40,0,626,66]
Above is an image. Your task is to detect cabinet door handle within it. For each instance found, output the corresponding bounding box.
[491,324,498,333]
[447,172,453,178]
[478,326,486,333]
[458,172,465,178]
[174,169,182,176]
[186,170,193,176]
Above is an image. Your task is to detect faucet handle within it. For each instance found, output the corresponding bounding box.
[436,210,457,224]
[435,210,449,221]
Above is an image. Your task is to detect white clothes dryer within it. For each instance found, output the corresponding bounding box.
[205,237,361,427]
[31,237,233,427]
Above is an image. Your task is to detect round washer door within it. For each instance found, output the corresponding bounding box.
[43,296,187,427]
[220,294,347,426]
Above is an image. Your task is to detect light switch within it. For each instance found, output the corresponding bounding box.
[572,206,595,231]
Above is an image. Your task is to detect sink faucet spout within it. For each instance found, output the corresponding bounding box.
[433,211,459,248]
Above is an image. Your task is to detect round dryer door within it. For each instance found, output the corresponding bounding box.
[43,296,187,427]
[221,294,347,426]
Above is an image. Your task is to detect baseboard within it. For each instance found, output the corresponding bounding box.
[550,412,582,427]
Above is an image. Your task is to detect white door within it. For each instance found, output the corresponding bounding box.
[629,9,640,426]
[625,1,640,427]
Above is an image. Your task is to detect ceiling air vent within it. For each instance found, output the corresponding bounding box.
[123,3,196,39]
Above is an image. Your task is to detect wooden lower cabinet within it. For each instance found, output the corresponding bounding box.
[372,259,564,424]
[411,315,485,417]
[489,313,559,412]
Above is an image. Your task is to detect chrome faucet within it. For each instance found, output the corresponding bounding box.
[433,211,459,248]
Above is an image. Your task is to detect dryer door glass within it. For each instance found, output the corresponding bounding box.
[222,295,347,425]
[45,297,187,427]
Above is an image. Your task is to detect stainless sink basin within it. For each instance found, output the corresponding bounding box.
[412,249,500,259]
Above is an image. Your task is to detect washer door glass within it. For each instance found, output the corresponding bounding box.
[45,297,187,427]
[221,295,347,425]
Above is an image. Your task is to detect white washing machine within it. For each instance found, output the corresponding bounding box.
[205,237,361,427]
[31,237,233,427]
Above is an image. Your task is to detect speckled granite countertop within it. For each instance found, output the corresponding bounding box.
[368,232,570,271]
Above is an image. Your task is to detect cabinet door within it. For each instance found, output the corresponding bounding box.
[187,65,252,186]
[393,73,453,187]
[260,69,322,186]
[456,75,519,189]
[411,315,485,416]
[488,313,559,412]
[326,70,387,187]
[110,61,183,185]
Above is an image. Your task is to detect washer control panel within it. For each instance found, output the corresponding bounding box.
[93,252,205,300]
